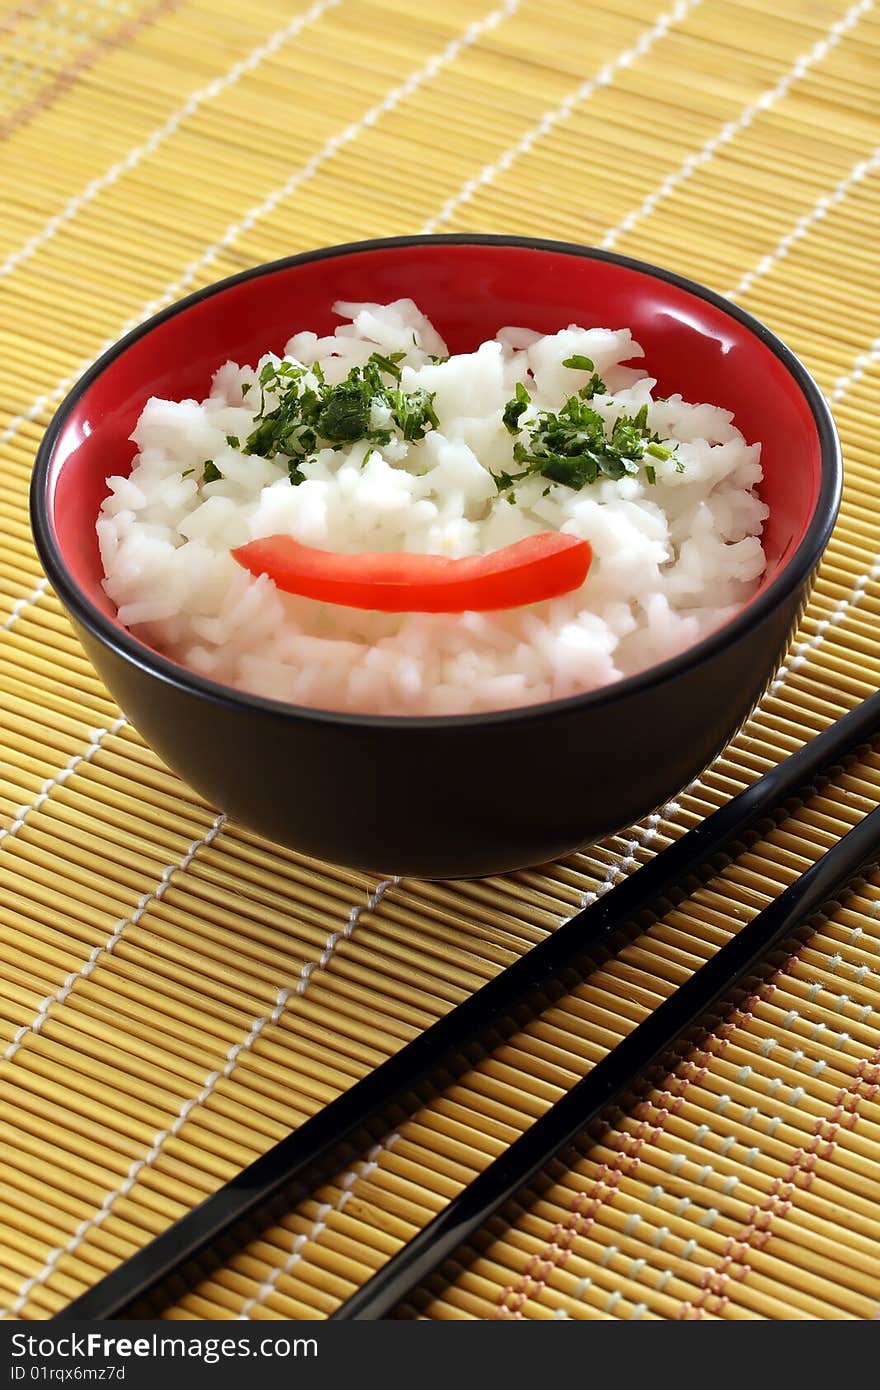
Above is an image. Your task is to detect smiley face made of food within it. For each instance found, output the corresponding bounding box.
[98,300,766,716]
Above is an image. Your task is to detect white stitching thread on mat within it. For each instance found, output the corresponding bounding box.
[0,0,342,281]
[577,805,682,910]
[729,142,880,300]
[1,809,226,1068]
[422,0,700,233]
[0,715,127,851]
[830,330,880,405]
[237,1133,400,1317]
[1,576,49,631]
[294,876,401,995]
[0,865,399,1314]
[601,0,875,250]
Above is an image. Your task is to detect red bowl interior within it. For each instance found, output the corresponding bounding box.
[46,240,823,627]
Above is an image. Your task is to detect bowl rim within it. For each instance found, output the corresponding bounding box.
[31,232,843,731]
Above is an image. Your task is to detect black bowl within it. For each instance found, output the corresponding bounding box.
[31,236,841,877]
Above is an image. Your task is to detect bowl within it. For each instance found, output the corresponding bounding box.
[31,235,841,878]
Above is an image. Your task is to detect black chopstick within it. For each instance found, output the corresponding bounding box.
[333,798,880,1319]
[54,689,880,1319]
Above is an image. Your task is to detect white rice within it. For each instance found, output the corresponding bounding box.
[98,299,767,716]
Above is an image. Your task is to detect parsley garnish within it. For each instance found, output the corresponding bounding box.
[316,383,372,443]
[493,391,678,496]
[502,381,531,435]
[242,353,438,481]
[181,468,194,478]
[646,441,673,460]
[368,350,406,380]
[226,434,240,448]
[561,353,606,400]
[202,460,222,483]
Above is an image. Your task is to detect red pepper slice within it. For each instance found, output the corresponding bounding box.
[232,531,592,612]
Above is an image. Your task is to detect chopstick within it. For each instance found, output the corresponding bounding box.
[334,799,880,1319]
[53,689,880,1319]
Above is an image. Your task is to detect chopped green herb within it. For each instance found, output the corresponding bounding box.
[492,468,517,493]
[202,460,222,483]
[562,355,606,400]
[366,352,402,381]
[181,468,194,478]
[493,389,679,497]
[502,381,531,435]
[241,382,252,395]
[241,353,439,481]
[645,464,656,486]
[390,383,439,441]
[579,375,606,400]
[316,382,372,443]
[226,434,240,449]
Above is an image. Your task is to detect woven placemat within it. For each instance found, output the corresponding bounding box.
[2,0,880,1322]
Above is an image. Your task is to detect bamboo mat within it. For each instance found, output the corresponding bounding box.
[2,0,880,1323]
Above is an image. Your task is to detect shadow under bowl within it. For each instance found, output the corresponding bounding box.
[31,235,841,878]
